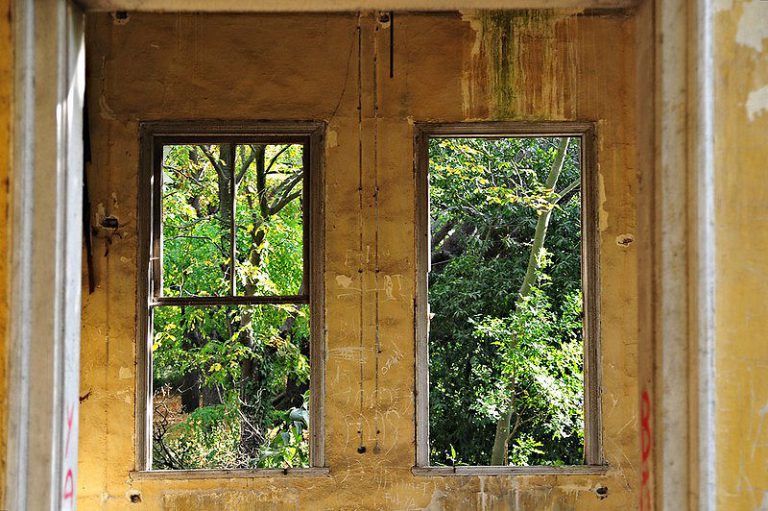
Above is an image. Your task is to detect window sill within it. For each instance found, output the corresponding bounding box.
[129,467,330,480]
[412,465,610,477]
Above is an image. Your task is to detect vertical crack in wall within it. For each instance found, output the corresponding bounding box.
[373,13,382,456]
[356,12,365,451]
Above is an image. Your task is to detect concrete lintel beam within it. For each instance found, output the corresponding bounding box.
[77,0,639,12]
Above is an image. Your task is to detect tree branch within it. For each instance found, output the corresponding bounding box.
[236,145,258,185]
[264,144,292,174]
[165,235,228,258]
[515,137,570,302]
[198,145,224,176]
[554,178,580,206]
[431,219,456,253]
[269,190,302,216]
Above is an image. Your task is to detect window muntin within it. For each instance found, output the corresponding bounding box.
[139,124,324,472]
[415,124,601,470]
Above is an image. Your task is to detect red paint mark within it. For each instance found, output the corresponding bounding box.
[62,469,74,502]
[64,403,75,453]
[640,389,652,511]
[62,402,77,509]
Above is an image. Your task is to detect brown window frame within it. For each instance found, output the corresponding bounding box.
[413,122,604,475]
[135,121,326,476]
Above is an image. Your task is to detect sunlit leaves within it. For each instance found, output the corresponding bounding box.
[428,136,584,467]
[152,141,309,470]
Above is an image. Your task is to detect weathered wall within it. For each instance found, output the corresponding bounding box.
[80,10,640,510]
[80,0,640,12]
[714,1,768,509]
[0,0,10,505]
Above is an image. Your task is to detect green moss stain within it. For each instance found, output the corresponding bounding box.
[479,10,554,119]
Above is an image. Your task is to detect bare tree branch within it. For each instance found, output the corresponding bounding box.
[236,145,258,185]
[554,179,580,206]
[269,190,302,216]
[198,145,224,177]
[264,144,292,174]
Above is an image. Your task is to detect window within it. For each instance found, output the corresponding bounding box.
[415,123,601,471]
[137,122,325,472]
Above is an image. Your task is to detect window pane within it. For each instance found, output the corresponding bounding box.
[151,304,311,470]
[427,136,584,466]
[235,144,305,296]
[160,143,305,298]
[161,144,233,297]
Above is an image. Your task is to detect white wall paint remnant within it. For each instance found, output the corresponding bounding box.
[422,489,447,511]
[336,274,353,288]
[758,491,768,511]
[327,129,338,148]
[736,1,768,51]
[746,85,768,122]
[714,0,733,12]
[598,172,608,233]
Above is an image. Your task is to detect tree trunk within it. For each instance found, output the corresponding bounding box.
[179,371,200,413]
[489,137,570,465]
[202,143,306,459]
[238,145,268,457]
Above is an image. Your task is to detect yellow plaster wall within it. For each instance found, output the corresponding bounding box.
[714,1,768,509]
[0,0,10,505]
[79,11,640,510]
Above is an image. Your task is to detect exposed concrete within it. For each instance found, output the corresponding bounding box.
[80,10,640,510]
[79,0,640,13]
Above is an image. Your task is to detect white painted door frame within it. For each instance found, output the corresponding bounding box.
[1,1,717,510]
[5,0,85,509]
[648,0,716,509]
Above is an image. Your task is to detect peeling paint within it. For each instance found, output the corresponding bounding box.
[336,274,354,288]
[746,85,768,122]
[327,129,338,148]
[760,491,768,511]
[598,172,609,233]
[616,234,634,247]
[422,489,447,511]
[716,1,768,508]
[98,95,117,120]
[735,0,768,51]
[715,0,734,12]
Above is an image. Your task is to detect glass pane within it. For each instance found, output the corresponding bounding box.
[151,304,311,470]
[235,144,305,296]
[427,136,584,467]
[161,144,233,297]
[160,143,305,298]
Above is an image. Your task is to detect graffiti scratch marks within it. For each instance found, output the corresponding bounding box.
[62,403,77,509]
[640,389,652,511]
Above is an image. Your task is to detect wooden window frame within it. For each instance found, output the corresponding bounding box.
[413,121,604,475]
[134,121,327,477]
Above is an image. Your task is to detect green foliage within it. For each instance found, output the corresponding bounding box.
[428,136,584,466]
[152,143,310,470]
[152,135,585,470]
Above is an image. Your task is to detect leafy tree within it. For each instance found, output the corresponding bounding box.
[428,136,584,466]
[151,135,585,470]
[152,143,309,469]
